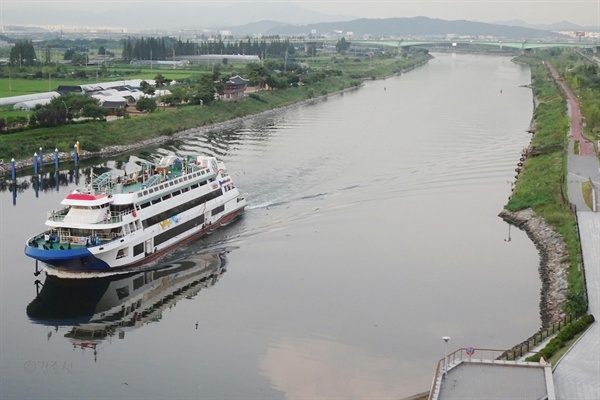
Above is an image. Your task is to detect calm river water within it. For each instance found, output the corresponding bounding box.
[1,53,541,399]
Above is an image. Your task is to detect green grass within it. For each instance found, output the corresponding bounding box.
[507,52,587,317]
[548,332,584,365]
[582,181,593,210]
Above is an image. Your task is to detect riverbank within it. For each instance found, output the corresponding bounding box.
[4,55,433,173]
[498,208,568,326]
[5,84,366,172]
[2,57,432,170]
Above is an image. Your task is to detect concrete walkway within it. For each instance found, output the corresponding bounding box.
[548,59,600,399]
[552,212,600,399]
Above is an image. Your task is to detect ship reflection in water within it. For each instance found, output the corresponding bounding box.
[26,250,228,359]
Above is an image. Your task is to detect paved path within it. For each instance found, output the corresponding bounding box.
[546,61,600,400]
[546,62,596,156]
[553,213,600,400]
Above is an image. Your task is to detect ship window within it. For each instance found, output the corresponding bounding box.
[143,190,148,196]
[116,285,129,300]
[173,190,181,197]
[169,181,174,186]
[133,275,144,290]
[141,188,222,229]
[133,242,144,256]
[191,183,199,189]
[212,205,225,216]
[116,248,128,259]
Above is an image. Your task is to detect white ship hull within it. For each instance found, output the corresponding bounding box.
[25,155,246,274]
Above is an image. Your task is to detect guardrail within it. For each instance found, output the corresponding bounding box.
[428,348,517,400]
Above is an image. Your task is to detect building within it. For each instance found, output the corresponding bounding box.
[222,75,249,100]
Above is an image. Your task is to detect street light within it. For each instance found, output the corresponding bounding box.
[442,336,451,379]
[61,101,69,121]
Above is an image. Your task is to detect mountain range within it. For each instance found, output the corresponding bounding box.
[2,1,591,40]
[226,17,569,40]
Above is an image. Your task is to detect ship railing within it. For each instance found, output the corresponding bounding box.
[47,207,70,222]
[104,209,136,224]
[48,208,135,224]
[57,231,123,247]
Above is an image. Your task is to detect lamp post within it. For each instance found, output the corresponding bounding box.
[61,101,69,121]
[442,336,451,379]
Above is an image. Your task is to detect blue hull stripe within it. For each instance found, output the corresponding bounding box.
[24,246,111,271]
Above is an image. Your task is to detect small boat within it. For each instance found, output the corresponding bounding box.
[24,155,246,274]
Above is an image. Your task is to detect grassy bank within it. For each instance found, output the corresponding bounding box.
[0,52,431,163]
[507,52,586,317]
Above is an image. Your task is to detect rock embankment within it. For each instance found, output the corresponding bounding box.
[498,208,569,327]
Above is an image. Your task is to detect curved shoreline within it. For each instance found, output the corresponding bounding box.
[6,84,366,172]
[498,208,569,327]
[3,55,433,173]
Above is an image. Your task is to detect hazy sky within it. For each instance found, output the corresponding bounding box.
[1,0,599,28]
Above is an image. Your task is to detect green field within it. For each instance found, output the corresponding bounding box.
[0,60,265,99]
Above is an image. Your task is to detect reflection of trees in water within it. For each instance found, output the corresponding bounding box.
[0,179,30,193]
[0,130,260,194]
[0,166,111,194]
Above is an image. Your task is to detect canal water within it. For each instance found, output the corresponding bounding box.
[0,53,541,399]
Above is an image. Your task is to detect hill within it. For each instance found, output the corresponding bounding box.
[257,16,568,40]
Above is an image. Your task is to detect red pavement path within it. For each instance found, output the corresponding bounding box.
[546,61,596,156]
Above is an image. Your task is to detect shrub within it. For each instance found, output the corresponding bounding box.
[249,93,268,103]
[525,314,595,362]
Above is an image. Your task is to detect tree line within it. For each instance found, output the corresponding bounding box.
[121,37,296,62]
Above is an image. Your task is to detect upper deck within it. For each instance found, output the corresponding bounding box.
[67,155,220,201]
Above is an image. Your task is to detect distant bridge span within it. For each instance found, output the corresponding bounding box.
[352,39,600,51]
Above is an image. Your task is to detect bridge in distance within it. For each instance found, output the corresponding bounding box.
[358,39,600,50]
[289,37,600,52]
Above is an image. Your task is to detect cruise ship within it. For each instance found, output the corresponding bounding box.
[24,155,246,274]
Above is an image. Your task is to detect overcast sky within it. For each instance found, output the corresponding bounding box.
[1,0,599,29]
[298,0,599,26]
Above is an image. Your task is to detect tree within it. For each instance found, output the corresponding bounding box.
[154,73,167,88]
[45,93,102,121]
[336,37,351,53]
[191,75,217,105]
[9,40,37,66]
[136,97,157,113]
[71,53,88,66]
[33,108,65,128]
[245,63,270,89]
[44,44,52,65]
[82,103,108,120]
[63,48,75,60]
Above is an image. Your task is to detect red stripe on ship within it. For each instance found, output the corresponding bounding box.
[65,194,107,201]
